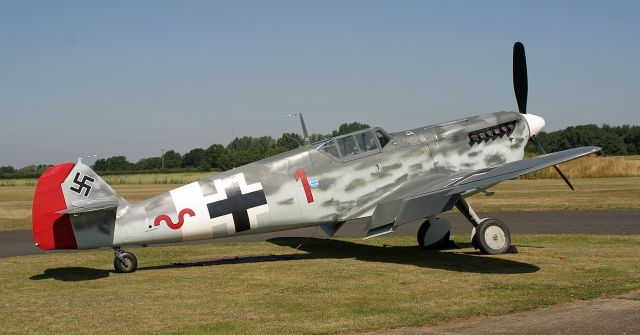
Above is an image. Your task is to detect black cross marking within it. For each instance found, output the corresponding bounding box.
[69,172,95,197]
[207,179,267,233]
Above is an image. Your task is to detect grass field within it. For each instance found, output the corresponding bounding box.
[0,235,638,335]
[0,171,217,187]
[1,155,639,188]
[522,154,640,179]
[466,177,640,212]
[1,177,639,232]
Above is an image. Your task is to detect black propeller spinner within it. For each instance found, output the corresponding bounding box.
[512,42,574,191]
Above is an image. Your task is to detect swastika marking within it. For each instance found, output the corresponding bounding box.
[69,172,95,197]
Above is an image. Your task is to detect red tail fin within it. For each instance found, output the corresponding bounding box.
[32,163,78,250]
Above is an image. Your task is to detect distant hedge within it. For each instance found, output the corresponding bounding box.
[2,122,637,179]
[526,124,640,156]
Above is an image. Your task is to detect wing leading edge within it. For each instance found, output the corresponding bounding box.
[363,146,600,238]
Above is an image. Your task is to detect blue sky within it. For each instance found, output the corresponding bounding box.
[1,1,638,167]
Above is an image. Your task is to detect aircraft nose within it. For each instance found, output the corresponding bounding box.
[523,113,545,137]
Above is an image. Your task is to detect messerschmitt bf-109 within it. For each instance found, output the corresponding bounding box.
[32,42,599,273]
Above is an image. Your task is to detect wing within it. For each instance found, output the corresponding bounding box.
[361,146,600,238]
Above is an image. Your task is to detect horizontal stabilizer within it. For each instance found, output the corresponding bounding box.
[56,196,120,214]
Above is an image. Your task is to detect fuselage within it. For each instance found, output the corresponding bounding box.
[108,111,531,248]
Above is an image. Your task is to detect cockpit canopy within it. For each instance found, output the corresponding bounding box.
[316,127,391,161]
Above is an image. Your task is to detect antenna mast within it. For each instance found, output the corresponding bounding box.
[283,113,311,145]
[299,113,309,144]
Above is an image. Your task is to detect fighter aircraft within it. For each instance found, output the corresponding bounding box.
[32,42,599,273]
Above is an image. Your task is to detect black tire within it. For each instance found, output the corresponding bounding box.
[417,220,450,250]
[475,219,511,254]
[114,251,138,273]
[471,230,480,250]
[417,220,430,249]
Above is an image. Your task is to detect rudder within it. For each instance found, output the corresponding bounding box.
[32,163,77,249]
[32,161,125,250]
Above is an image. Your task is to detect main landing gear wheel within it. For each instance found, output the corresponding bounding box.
[474,219,511,254]
[417,217,452,249]
[114,249,138,273]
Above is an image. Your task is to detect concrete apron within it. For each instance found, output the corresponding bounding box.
[358,290,640,335]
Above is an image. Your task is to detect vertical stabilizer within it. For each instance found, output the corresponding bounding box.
[32,161,125,250]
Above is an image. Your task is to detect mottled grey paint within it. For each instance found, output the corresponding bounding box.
[345,178,366,192]
[484,153,507,165]
[381,163,402,172]
[510,137,527,150]
[277,198,294,205]
[60,110,583,250]
[316,177,338,191]
[370,170,392,178]
[409,163,423,172]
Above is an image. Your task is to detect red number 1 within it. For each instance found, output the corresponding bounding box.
[295,169,314,203]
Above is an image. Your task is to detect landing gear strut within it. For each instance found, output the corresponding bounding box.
[455,197,512,254]
[114,247,138,273]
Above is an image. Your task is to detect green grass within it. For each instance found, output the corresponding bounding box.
[101,171,218,185]
[1,155,638,188]
[522,155,640,179]
[0,235,638,335]
[1,177,639,232]
[0,171,217,187]
[468,177,640,211]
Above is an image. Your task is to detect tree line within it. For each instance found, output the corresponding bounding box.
[0,122,370,178]
[91,121,371,173]
[1,122,638,178]
[526,124,640,156]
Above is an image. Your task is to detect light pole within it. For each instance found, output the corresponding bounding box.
[161,149,166,169]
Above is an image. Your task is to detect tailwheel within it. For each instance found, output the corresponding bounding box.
[475,219,511,254]
[417,217,452,249]
[114,249,138,273]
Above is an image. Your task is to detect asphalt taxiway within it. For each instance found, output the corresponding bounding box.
[1,210,638,258]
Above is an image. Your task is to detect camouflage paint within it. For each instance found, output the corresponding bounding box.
[53,111,532,249]
[109,111,529,247]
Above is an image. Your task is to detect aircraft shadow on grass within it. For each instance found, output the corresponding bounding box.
[28,264,177,282]
[30,267,112,281]
[267,237,539,274]
[29,237,538,282]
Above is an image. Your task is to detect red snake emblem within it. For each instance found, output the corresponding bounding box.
[154,208,195,230]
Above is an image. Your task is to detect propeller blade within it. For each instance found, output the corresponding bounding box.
[530,136,575,191]
[530,135,546,154]
[513,42,528,114]
[552,165,575,191]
